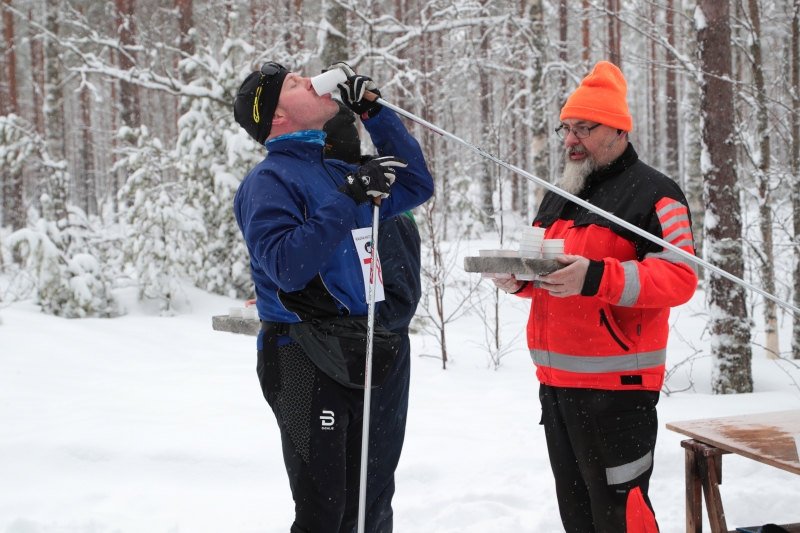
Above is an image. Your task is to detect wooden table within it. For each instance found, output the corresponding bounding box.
[667,410,800,533]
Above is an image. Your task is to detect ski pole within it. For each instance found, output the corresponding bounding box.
[362,91,800,316]
[356,198,381,533]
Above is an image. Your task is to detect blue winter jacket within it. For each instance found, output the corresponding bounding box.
[233,107,434,349]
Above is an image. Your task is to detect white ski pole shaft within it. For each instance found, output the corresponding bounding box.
[357,200,381,533]
[365,92,800,316]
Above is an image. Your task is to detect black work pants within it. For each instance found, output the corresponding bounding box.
[539,384,660,533]
[263,342,364,533]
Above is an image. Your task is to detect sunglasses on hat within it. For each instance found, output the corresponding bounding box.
[253,61,287,123]
[260,61,285,77]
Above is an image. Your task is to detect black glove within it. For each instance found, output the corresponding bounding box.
[326,61,383,118]
[337,156,407,205]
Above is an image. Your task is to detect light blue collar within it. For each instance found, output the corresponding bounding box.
[266,130,327,147]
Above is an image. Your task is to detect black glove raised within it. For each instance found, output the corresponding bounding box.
[337,156,408,205]
[326,61,383,118]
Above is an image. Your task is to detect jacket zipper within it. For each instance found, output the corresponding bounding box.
[599,309,630,351]
[320,275,351,316]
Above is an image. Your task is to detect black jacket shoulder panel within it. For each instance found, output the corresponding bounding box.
[533,144,693,261]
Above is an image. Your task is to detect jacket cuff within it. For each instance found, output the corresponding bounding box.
[581,259,605,296]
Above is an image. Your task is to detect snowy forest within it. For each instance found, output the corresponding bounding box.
[2,0,800,397]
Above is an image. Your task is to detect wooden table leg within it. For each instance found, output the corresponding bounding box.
[698,453,728,533]
[685,446,703,533]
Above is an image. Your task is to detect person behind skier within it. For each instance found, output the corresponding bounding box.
[322,101,422,532]
[233,61,433,533]
[494,61,698,533]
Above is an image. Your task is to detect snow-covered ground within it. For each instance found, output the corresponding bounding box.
[2,278,800,533]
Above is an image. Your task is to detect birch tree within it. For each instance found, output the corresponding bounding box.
[745,0,778,359]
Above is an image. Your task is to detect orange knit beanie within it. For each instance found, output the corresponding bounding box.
[560,61,633,132]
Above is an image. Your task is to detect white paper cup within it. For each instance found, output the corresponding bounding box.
[311,69,348,96]
[229,307,245,318]
[542,241,565,257]
[523,227,546,237]
[242,308,259,320]
[519,249,540,259]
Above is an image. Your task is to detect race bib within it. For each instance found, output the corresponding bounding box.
[351,227,385,303]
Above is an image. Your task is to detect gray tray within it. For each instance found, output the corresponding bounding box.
[463,256,564,277]
[212,315,260,337]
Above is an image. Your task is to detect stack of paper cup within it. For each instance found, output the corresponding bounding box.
[542,239,565,259]
[520,227,545,259]
[242,307,259,320]
[518,227,545,281]
[495,249,517,279]
[229,307,245,318]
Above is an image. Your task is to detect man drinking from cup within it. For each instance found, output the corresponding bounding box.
[233,61,433,533]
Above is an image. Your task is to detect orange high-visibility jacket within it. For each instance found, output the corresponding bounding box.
[517,144,698,391]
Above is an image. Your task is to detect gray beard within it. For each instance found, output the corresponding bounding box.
[559,154,597,195]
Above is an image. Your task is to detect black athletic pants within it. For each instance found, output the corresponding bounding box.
[539,384,660,533]
[264,342,364,533]
[364,332,411,533]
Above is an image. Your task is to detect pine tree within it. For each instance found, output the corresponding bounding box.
[118,125,205,315]
[174,9,260,299]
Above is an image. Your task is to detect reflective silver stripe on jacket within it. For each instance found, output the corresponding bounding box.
[606,451,653,485]
[661,212,690,232]
[663,220,691,243]
[530,349,667,372]
[656,201,685,219]
[617,261,640,307]
[644,248,698,275]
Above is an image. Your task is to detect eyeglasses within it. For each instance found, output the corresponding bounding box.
[555,123,601,140]
[253,62,287,124]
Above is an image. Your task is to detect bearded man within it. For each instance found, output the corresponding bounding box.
[495,61,698,533]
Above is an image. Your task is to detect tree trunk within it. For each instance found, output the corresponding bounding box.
[176,0,195,57]
[747,0,778,359]
[683,1,704,260]
[559,0,567,105]
[2,0,23,231]
[792,0,800,359]
[582,0,590,65]
[78,84,97,216]
[530,0,548,215]
[479,20,495,231]
[664,0,680,181]
[650,3,660,170]
[607,0,621,67]
[44,0,69,230]
[320,1,346,67]
[697,0,753,393]
[29,11,45,135]
[115,0,140,129]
